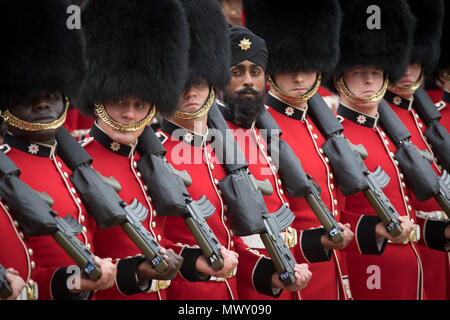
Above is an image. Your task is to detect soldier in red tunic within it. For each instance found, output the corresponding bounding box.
[217,25,352,300]
[242,0,356,300]
[381,0,449,300]
[0,204,29,300]
[158,0,311,300]
[0,0,116,300]
[73,0,191,300]
[330,0,449,299]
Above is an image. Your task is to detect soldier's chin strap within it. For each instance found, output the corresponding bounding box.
[267,72,322,104]
[334,73,388,104]
[389,70,424,92]
[1,97,69,132]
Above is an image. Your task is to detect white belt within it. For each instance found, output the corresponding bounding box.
[241,227,297,249]
[148,280,171,293]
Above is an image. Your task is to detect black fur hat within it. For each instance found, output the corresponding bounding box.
[438,1,450,71]
[0,0,86,108]
[179,0,231,90]
[334,0,416,85]
[242,0,342,81]
[407,0,444,74]
[79,0,190,117]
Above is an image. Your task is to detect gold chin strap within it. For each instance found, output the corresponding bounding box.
[335,74,389,104]
[388,71,424,92]
[267,72,322,103]
[173,87,215,120]
[95,103,156,132]
[1,98,69,132]
[439,69,450,82]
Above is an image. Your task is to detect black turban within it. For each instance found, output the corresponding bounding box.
[229,26,268,71]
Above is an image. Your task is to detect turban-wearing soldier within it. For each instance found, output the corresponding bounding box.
[242,0,356,300]
[330,0,449,299]
[218,25,350,300]
[0,0,117,300]
[75,0,190,300]
[381,0,449,300]
[158,0,312,300]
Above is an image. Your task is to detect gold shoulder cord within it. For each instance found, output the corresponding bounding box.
[173,87,216,120]
[1,98,70,131]
[267,72,322,103]
[95,103,156,132]
[388,71,424,92]
[335,74,389,104]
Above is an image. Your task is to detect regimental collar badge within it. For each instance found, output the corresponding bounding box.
[239,38,252,51]
[384,90,412,110]
[90,122,135,157]
[337,103,379,129]
[161,120,210,148]
[3,133,55,158]
[265,92,308,121]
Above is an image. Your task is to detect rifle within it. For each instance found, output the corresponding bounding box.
[0,264,13,299]
[307,93,403,236]
[0,150,102,280]
[378,100,450,216]
[208,103,298,286]
[413,86,450,172]
[256,104,345,242]
[136,126,224,271]
[55,127,168,272]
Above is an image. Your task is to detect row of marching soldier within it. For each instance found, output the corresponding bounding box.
[0,0,449,301]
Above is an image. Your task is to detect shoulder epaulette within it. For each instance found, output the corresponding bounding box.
[80,136,94,148]
[336,115,345,123]
[435,101,446,112]
[0,144,11,154]
[155,131,168,145]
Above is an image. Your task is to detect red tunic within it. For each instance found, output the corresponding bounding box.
[264,92,351,300]
[224,117,299,300]
[337,103,425,299]
[82,123,168,300]
[159,119,269,300]
[384,91,449,300]
[3,133,95,300]
[0,201,35,299]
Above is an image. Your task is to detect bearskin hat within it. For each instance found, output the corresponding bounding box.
[334,0,416,85]
[407,0,444,74]
[78,0,190,117]
[179,0,231,90]
[438,1,450,71]
[0,0,86,108]
[242,0,342,81]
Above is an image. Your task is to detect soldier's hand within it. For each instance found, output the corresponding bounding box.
[376,215,414,244]
[195,246,238,279]
[321,223,354,250]
[445,224,450,240]
[2,268,26,300]
[137,248,183,281]
[271,263,312,292]
[70,256,117,293]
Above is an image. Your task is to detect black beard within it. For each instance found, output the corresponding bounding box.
[223,88,265,128]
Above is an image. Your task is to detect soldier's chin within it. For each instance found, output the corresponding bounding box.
[110,127,144,146]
